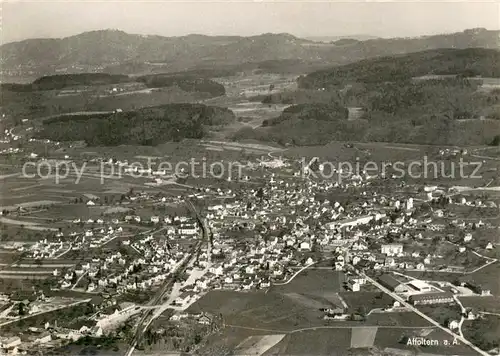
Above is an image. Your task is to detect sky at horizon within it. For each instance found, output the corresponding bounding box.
[2,1,500,44]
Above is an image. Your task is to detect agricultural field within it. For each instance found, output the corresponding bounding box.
[418,305,463,327]
[197,326,273,356]
[373,327,474,355]
[339,291,394,313]
[459,296,500,313]
[463,315,500,352]
[464,262,500,295]
[366,312,431,328]
[263,329,352,356]
[271,269,345,295]
[233,334,286,355]
[187,290,326,331]
[350,327,378,348]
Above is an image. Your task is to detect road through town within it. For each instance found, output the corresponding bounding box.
[125,199,208,356]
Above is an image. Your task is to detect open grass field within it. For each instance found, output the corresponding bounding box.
[0,277,46,294]
[366,312,431,328]
[188,290,326,330]
[374,327,474,355]
[339,291,394,313]
[198,327,273,356]
[418,305,463,327]
[283,292,332,310]
[462,315,500,353]
[284,141,430,164]
[0,252,20,265]
[464,262,500,295]
[350,327,378,348]
[233,334,286,356]
[459,296,500,313]
[215,74,297,99]
[271,269,345,295]
[263,329,352,356]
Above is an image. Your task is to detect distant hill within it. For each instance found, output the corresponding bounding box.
[0,71,227,120]
[1,73,130,91]
[2,28,499,76]
[298,48,500,89]
[201,33,316,63]
[306,35,379,43]
[2,72,225,97]
[33,73,130,90]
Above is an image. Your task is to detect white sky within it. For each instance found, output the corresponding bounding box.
[2,1,500,43]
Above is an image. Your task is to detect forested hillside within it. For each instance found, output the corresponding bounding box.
[36,104,235,146]
[136,74,225,97]
[234,49,500,146]
[297,48,500,89]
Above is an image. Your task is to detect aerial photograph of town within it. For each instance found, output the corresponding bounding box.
[0,1,499,355]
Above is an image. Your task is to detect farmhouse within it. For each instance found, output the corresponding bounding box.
[175,291,195,307]
[347,279,360,292]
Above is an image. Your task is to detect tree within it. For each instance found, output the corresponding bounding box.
[71,271,78,284]
[256,188,264,200]
[357,306,367,317]
[18,303,25,316]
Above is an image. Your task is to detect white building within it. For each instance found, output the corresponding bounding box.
[406,198,414,211]
[299,241,311,251]
[408,280,432,292]
[178,224,198,236]
[348,279,360,292]
[381,244,403,256]
[1,337,21,349]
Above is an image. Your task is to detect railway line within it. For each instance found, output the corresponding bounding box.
[125,198,208,356]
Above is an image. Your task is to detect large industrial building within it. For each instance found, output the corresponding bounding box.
[409,292,454,305]
[377,274,409,293]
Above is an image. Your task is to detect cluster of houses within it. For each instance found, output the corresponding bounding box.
[1,152,497,355]
[24,224,125,259]
[0,304,137,355]
[56,243,190,293]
